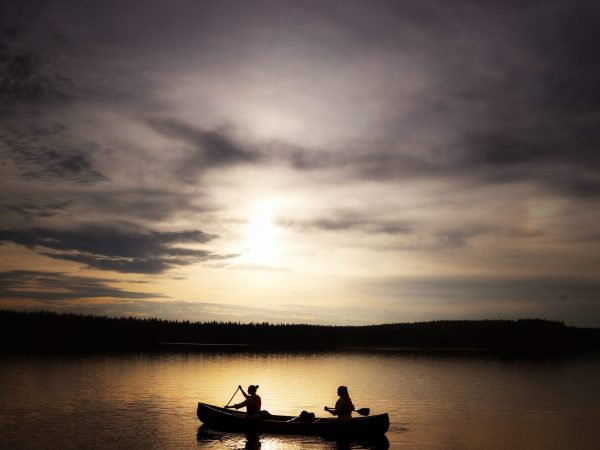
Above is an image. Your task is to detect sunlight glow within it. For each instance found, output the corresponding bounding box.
[240,199,281,266]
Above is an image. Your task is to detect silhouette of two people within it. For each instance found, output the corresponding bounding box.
[226,384,356,422]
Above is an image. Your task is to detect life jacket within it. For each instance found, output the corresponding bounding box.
[247,394,261,414]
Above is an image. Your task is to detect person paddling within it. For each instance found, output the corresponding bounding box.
[324,385,355,420]
[225,385,261,418]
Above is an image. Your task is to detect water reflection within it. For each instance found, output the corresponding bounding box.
[196,425,390,449]
[1,352,599,449]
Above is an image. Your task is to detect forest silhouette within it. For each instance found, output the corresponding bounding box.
[1,310,599,355]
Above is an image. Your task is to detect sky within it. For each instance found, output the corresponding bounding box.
[1,0,599,326]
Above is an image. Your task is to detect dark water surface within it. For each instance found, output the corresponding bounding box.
[1,351,599,449]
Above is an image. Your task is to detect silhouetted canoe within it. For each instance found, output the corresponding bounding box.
[196,402,389,437]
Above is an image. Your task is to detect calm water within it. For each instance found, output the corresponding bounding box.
[1,351,599,449]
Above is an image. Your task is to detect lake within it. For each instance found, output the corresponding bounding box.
[1,350,599,449]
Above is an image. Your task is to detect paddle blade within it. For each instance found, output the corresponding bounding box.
[356,408,370,416]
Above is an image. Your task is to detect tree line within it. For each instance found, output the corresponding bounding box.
[1,309,599,355]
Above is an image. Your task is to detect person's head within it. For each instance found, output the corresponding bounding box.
[248,385,258,395]
[337,385,349,396]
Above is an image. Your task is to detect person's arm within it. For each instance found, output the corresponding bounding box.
[239,385,249,399]
[324,406,337,416]
[226,398,248,409]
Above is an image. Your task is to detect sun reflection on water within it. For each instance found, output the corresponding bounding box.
[2,351,598,449]
[196,427,390,449]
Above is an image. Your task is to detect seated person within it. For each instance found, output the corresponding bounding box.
[324,385,355,421]
[226,385,261,418]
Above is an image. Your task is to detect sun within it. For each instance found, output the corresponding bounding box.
[241,199,281,265]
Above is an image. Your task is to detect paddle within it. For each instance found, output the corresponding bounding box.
[224,386,240,408]
[324,406,370,416]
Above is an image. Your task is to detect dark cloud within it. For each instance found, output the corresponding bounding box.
[0,1,71,111]
[0,225,230,274]
[0,270,164,303]
[72,188,215,222]
[429,0,600,197]
[0,44,70,109]
[5,0,598,197]
[279,215,535,252]
[277,127,600,200]
[0,2,106,185]
[388,225,543,252]
[248,0,600,199]
[0,191,209,234]
[0,196,70,220]
[279,213,412,235]
[0,123,107,183]
[148,119,262,180]
[533,1,600,114]
[429,228,484,250]
[0,188,215,225]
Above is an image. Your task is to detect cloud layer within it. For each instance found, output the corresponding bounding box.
[0,226,227,274]
[0,270,163,303]
[0,0,599,325]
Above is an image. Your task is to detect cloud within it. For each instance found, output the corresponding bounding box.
[5,0,598,198]
[0,0,599,326]
[533,1,600,114]
[278,212,412,235]
[425,1,600,198]
[0,196,71,220]
[0,3,108,185]
[0,38,69,111]
[0,225,231,274]
[0,1,71,112]
[278,212,510,251]
[366,274,600,303]
[147,119,262,180]
[229,0,600,200]
[67,188,215,222]
[0,188,216,227]
[0,270,164,303]
[0,123,107,183]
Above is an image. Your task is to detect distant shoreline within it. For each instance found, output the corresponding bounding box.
[2,309,599,356]
[157,342,486,352]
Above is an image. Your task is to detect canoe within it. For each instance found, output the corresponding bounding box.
[196,402,389,437]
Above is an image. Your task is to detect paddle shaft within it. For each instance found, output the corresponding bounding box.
[224,386,240,408]
[325,406,370,416]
